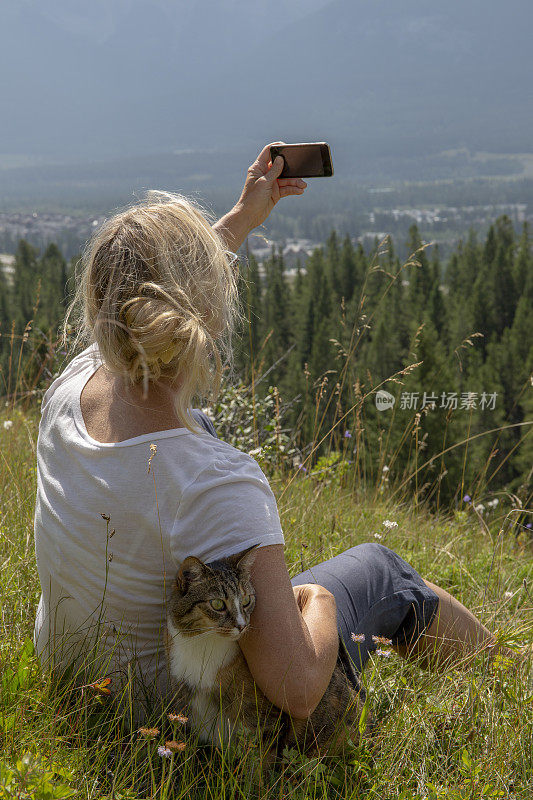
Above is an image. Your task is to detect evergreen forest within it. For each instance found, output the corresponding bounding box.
[1,216,531,511]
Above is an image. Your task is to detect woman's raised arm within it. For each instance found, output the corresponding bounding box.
[213,142,307,252]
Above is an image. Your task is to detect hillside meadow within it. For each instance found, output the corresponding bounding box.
[0,405,531,799]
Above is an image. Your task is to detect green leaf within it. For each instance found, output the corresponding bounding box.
[2,638,34,699]
[358,696,370,736]
[52,787,77,799]
[0,714,17,733]
[16,638,34,690]
[461,748,472,769]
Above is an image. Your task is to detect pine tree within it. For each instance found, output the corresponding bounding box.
[296,248,330,367]
[37,243,68,331]
[237,252,262,377]
[339,235,359,304]
[492,239,516,335]
[262,248,292,383]
[13,240,40,330]
[428,247,447,338]
[470,231,497,355]
[514,222,530,296]
[0,266,11,380]
[405,225,433,323]
[326,230,342,303]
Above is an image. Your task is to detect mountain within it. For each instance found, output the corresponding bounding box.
[1,0,531,165]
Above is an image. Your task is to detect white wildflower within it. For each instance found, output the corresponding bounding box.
[374,533,383,540]
[382,465,390,472]
[474,503,485,514]
[351,633,366,643]
[504,591,513,600]
[487,498,499,509]
[3,420,13,430]
[383,519,398,529]
[375,648,393,658]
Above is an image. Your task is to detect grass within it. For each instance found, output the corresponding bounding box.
[0,231,531,797]
[1,405,532,799]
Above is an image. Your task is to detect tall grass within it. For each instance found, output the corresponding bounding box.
[0,247,532,798]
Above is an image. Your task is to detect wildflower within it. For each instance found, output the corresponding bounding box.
[165,740,186,753]
[373,533,383,540]
[148,442,157,473]
[3,420,13,430]
[382,465,390,473]
[157,746,173,758]
[89,677,112,696]
[487,498,499,509]
[463,494,471,503]
[344,430,352,439]
[138,727,160,739]
[168,713,188,724]
[372,635,393,646]
[298,464,307,473]
[375,649,393,658]
[526,523,532,530]
[383,520,398,529]
[351,633,366,643]
[504,591,513,600]
[474,503,485,514]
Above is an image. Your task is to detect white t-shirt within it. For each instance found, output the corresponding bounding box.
[33,343,285,707]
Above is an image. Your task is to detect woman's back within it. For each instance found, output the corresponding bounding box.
[34,344,286,699]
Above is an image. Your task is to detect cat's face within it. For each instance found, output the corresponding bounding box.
[168,544,259,641]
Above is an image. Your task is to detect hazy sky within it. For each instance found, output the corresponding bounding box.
[1,0,531,164]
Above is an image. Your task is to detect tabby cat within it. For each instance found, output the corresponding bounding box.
[166,544,364,763]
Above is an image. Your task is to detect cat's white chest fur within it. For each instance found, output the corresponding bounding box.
[167,618,239,746]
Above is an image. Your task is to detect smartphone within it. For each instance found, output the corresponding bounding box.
[269,142,333,178]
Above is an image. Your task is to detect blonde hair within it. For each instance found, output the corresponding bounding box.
[64,190,239,431]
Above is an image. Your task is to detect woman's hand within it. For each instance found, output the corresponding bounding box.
[237,142,307,231]
[213,142,307,253]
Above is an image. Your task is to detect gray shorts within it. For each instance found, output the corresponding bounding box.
[291,543,440,687]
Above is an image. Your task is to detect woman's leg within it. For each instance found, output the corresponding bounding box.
[291,543,440,679]
[393,580,508,670]
[292,544,524,677]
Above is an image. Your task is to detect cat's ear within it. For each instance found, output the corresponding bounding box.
[229,543,261,573]
[175,556,210,593]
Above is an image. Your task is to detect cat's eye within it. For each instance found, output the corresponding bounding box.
[209,598,226,611]
[242,594,252,606]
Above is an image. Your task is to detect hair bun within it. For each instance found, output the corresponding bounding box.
[64,190,240,430]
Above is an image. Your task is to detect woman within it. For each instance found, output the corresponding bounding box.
[34,143,503,723]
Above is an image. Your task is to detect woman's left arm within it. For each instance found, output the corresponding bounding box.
[213,142,307,253]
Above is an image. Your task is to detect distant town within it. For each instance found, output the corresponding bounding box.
[0,200,530,281]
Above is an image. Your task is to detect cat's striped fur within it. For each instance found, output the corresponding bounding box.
[166,544,364,762]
